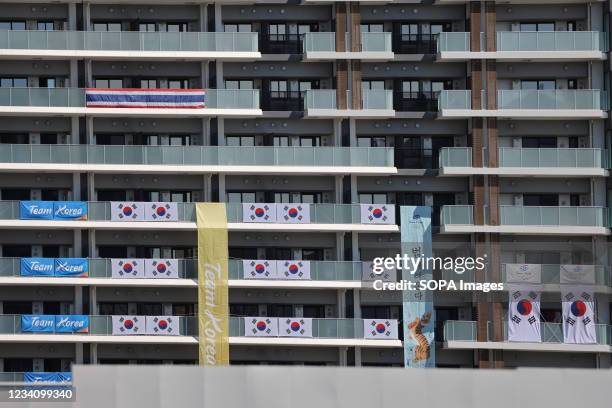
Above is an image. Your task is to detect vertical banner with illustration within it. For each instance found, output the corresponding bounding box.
[196,203,230,366]
[401,206,435,368]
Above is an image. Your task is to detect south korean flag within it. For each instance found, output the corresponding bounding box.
[243,260,277,280]
[111,202,144,221]
[278,204,311,223]
[146,202,178,222]
[507,285,541,343]
[361,261,397,282]
[111,259,145,279]
[242,203,277,223]
[112,315,145,335]
[145,259,179,279]
[363,319,399,340]
[245,317,278,337]
[279,318,313,338]
[145,316,179,336]
[278,260,311,280]
[562,287,597,344]
[360,204,396,225]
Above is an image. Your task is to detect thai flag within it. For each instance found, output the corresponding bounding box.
[85,88,206,108]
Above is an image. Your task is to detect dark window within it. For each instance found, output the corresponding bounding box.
[4,359,33,372]
[230,304,259,317]
[267,304,293,317]
[228,247,258,259]
[0,21,26,30]
[2,245,31,257]
[97,246,128,258]
[44,359,63,372]
[523,194,559,206]
[98,303,129,315]
[3,301,32,314]
[0,133,28,144]
[1,188,30,200]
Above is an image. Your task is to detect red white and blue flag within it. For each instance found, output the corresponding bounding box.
[562,287,596,344]
[144,259,179,279]
[278,204,311,223]
[111,258,145,278]
[363,319,399,339]
[507,285,541,343]
[242,203,277,223]
[278,260,311,280]
[360,204,396,224]
[279,318,313,337]
[112,315,145,335]
[243,260,277,279]
[145,202,179,222]
[111,202,144,221]
[145,316,179,335]
[245,317,278,337]
[85,88,206,109]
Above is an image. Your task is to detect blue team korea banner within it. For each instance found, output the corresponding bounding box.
[20,258,55,276]
[85,88,207,108]
[54,258,89,277]
[20,201,54,220]
[401,206,435,368]
[24,372,72,383]
[21,315,55,332]
[53,201,88,220]
[54,315,89,333]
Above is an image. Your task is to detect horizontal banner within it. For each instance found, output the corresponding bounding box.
[242,203,277,223]
[505,264,542,284]
[20,315,89,333]
[24,372,72,383]
[112,315,180,335]
[19,201,88,220]
[144,259,179,278]
[20,258,54,277]
[20,258,89,277]
[361,261,397,282]
[363,319,399,340]
[21,315,55,333]
[245,317,279,337]
[145,316,179,335]
[112,315,146,335]
[241,260,311,280]
[360,204,396,225]
[279,318,313,337]
[110,201,179,222]
[54,315,89,333]
[85,88,206,109]
[111,259,145,278]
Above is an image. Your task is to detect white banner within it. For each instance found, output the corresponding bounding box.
[560,265,596,285]
[242,203,277,223]
[562,287,597,344]
[111,259,145,278]
[145,202,179,222]
[361,261,397,282]
[507,286,541,343]
[145,316,179,335]
[505,264,542,284]
[363,319,399,340]
[112,315,145,335]
[244,317,278,337]
[278,318,313,337]
[242,260,277,279]
[110,202,145,221]
[360,204,396,224]
[277,260,311,280]
[277,204,311,223]
[144,259,179,279]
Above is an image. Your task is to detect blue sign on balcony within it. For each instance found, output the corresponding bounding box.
[21,315,55,332]
[54,258,89,277]
[24,372,72,383]
[20,258,55,276]
[54,315,89,333]
[53,201,88,220]
[20,201,54,220]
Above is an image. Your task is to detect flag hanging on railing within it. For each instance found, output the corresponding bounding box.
[243,260,277,279]
[562,287,597,344]
[507,285,542,343]
[279,318,313,337]
[245,317,278,337]
[85,88,206,108]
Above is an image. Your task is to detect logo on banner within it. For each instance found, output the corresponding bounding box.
[360,204,396,224]
[243,203,276,223]
[54,315,89,333]
[20,201,54,220]
[20,258,54,276]
[505,264,542,284]
[244,260,276,279]
[54,258,89,277]
[24,372,71,384]
[21,315,55,332]
[279,204,310,223]
[53,202,88,220]
[560,265,596,285]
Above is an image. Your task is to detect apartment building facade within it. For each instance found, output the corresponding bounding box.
[0,0,610,377]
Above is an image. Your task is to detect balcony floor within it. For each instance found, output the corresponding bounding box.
[445,340,611,354]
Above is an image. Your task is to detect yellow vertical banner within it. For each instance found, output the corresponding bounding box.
[196,203,230,366]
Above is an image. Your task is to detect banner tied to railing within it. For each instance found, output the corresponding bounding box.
[85,88,206,109]
[20,201,87,220]
[110,201,178,222]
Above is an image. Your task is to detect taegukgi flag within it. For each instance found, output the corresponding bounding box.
[111,259,145,278]
[145,202,179,222]
[145,316,179,335]
[279,318,313,337]
[361,261,397,282]
[112,315,145,335]
[507,285,541,343]
[242,203,277,223]
[245,317,278,337]
[360,204,396,224]
[363,319,399,339]
[562,287,597,344]
[277,260,311,280]
[111,202,144,221]
[278,204,311,223]
[144,259,178,278]
[243,260,277,279]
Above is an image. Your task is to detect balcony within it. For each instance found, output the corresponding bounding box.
[304,89,395,118]
[0,202,400,233]
[260,33,303,54]
[0,88,262,117]
[438,90,607,120]
[0,144,396,175]
[437,31,607,61]
[261,91,304,111]
[0,30,260,60]
[394,91,439,112]
[392,33,438,54]
[440,205,609,236]
[501,264,610,287]
[394,148,439,170]
[443,320,612,352]
[439,147,608,177]
[303,32,393,60]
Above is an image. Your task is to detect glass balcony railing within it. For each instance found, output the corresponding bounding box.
[440,205,475,226]
[303,32,392,53]
[439,147,607,169]
[444,320,612,345]
[0,88,260,109]
[501,264,610,286]
[437,31,608,53]
[0,30,259,53]
[305,89,394,111]
[0,258,367,281]
[229,317,367,338]
[438,90,472,110]
[0,144,394,168]
[0,201,393,225]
